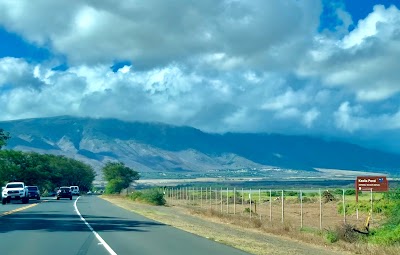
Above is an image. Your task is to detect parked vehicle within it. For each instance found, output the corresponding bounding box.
[70,186,80,196]
[57,187,72,200]
[2,182,29,204]
[26,186,40,200]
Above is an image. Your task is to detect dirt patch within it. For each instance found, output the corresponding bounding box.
[101,195,355,255]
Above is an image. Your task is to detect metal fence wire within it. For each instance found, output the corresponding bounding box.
[163,187,400,230]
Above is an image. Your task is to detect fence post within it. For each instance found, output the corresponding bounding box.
[215,188,218,210]
[370,188,373,221]
[250,188,252,219]
[241,188,244,215]
[234,187,236,215]
[319,189,322,230]
[226,187,229,214]
[300,190,303,229]
[201,187,203,207]
[270,189,272,222]
[209,187,212,209]
[343,189,346,223]
[259,189,261,220]
[281,190,284,223]
[220,187,223,213]
[356,199,359,220]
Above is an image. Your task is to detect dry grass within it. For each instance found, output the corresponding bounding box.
[103,193,400,255]
[102,195,357,255]
[180,202,399,255]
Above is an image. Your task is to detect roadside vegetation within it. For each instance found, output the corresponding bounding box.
[0,129,10,149]
[102,161,140,194]
[101,162,166,205]
[104,186,400,254]
[128,189,166,205]
[0,129,95,191]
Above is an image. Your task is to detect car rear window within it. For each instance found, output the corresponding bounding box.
[6,184,23,188]
[60,188,70,191]
[28,187,38,191]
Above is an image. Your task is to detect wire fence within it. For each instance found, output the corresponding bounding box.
[160,187,400,231]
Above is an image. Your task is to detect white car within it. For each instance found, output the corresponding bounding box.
[2,182,29,204]
[70,186,80,196]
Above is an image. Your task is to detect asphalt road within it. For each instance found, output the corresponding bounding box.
[0,196,250,255]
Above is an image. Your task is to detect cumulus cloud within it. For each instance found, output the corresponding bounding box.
[334,101,400,132]
[0,0,320,70]
[300,4,400,102]
[0,1,400,152]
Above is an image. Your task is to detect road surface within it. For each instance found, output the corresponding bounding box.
[0,196,250,255]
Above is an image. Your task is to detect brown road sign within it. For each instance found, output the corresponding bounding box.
[355,176,389,202]
[356,176,389,191]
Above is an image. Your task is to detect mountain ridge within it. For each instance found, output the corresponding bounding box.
[1,116,399,177]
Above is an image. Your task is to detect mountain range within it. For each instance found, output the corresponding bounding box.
[1,116,399,178]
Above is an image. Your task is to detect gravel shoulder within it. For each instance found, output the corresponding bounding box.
[100,195,355,255]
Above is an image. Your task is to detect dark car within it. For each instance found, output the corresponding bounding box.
[26,186,40,200]
[57,187,72,200]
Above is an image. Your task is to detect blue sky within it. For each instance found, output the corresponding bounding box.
[1,0,400,154]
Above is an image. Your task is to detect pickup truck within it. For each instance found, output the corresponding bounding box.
[2,182,29,204]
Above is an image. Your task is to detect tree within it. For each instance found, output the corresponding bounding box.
[0,129,10,149]
[102,162,140,194]
[0,150,95,190]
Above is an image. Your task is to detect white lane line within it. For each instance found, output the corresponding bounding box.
[74,196,117,255]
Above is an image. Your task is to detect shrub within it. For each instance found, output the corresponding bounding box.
[344,189,356,195]
[129,189,166,205]
[336,223,359,243]
[129,191,143,200]
[244,207,254,213]
[284,191,298,197]
[141,189,166,205]
[105,179,125,194]
[325,230,339,243]
[337,198,397,215]
[369,193,400,245]
[322,190,336,203]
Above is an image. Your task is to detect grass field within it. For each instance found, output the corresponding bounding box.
[163,188,390,231]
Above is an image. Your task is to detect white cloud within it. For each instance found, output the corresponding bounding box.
[0,0,321,70]
[303,108,320,128]
[341,5,398,49]
[0,1,400,152]
[300,4,400,103]
[334,101,400,132]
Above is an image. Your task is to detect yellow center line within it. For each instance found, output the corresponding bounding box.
[0,203,38,217]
